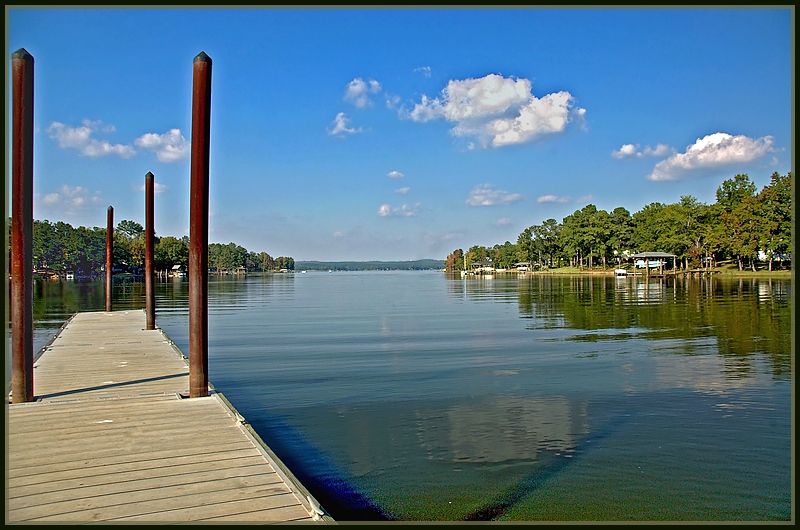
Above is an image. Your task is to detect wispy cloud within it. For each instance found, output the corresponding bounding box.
[646,132,774,181]
[386,170,404,178]
[328,112,362,136]
[466,184,523,206]
[494,217,513,226]
[39,185,104,215]
[344,77,382,108]
[402,73,585,148]
[612,142,671,159]
[537,195,571,203]
[134,129,188,162]
[414,66,432,78]
[47,119,135,158]
[395,187,411,194]
[46,119,189,163]
[577,194,593,203]
[378,203,421,217]
[385,93,402,110]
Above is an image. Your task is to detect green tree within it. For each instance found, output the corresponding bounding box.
[465,245,488,269]
[73,226,106,274]
[632,202,666,253]
[539,218,562,268]
[716,174,757,212]
[491,241,518,269]
[608,207,633,267]
[155,236,189,272]
[258,251,275,271]
[582,205,611,269]
[722,194,762,271]
[274,256,295,270]
[33,220,64,271]
[116,220,144,240]
[113,232,133,272]
[516,227,536,266]
[559,211,585,268]
[445,248,464,272]
[656,196,707,269]
[757,172,792,271]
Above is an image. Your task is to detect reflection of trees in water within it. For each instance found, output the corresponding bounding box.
[447,274,791,379]
[32,279,106,320]
[514,275,790,379]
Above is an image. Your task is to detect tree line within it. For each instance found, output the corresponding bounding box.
[446,172,792,273]
[11,218,294,277]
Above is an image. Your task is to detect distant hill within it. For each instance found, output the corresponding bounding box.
[295,260,445,271]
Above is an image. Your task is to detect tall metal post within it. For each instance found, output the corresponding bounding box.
[189,52,212,398]
[145,172,155,330]
[106,206,114,312]
[11,48,34,403]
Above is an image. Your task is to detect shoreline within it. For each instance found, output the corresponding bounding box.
[451,268,792,279]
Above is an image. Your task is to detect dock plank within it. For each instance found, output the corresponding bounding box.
[7,310,332,524]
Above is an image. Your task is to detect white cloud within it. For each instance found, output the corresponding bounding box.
[537,195,571,203]
[386,170,404,178]
[612,142,672,159]
[404,74,585,148]
[494,217,513,226]
[577,194,593,203]
[47,120,135,158]
[489,91,577,147]
[39,185,104,215]
[344,77,382,108]
[134,129,188,163]
[414,66,432,78]
[466,184,523,206]
[646,132,774,181]
[643,143,671,157]
[395,187,411,195]
[611,143,639,159]
[328,112,362,136]
[378,203,421,217]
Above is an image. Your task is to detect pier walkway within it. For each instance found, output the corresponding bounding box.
[6,310,332,524]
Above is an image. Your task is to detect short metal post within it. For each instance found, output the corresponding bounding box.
[106,206,114,312]
[189,52,212,398]
[11,48,34,403]
[145,172,155,330]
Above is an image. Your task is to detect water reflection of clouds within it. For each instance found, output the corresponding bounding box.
[313,395,590,482]
[651,352,767,393]
[414,395,588,466]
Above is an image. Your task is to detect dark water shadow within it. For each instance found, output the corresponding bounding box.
[463,410,634,521]
[245,412,394,521]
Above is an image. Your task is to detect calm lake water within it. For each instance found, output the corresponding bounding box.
[8,271,793,521]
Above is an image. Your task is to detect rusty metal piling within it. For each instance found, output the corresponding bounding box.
[189,52,212,398]
[145,172,155,330]
[11,48,34,403]
[106,206,114,312]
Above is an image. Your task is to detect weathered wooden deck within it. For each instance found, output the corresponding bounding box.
[6,310,333,523]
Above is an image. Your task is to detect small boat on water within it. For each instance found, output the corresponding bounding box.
[614,269,627,276]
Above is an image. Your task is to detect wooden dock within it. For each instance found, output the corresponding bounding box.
[6,310,333,524]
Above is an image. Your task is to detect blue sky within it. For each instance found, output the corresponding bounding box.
[6,7,794,261]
